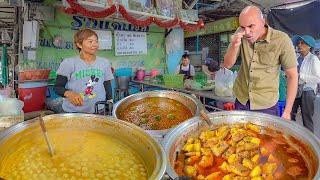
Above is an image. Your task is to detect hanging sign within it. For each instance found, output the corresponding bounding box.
[185,17,239,38]
[114,30,147,56]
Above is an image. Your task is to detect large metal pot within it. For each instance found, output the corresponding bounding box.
[112,90,201,142]
[163,111,320,179]
[0,114,166,179]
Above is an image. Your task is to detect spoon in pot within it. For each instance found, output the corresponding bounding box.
[191,94,213,127]
[200,109,213,127]
[39,113,54,156]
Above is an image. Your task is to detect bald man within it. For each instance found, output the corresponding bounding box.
[224,6,298,120]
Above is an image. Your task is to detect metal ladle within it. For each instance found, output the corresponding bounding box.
[39,113,54,156]
[191,94,213,127]
[200,109,213,127]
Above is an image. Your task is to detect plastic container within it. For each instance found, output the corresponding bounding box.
[223,102,235,111]
[278,101,286,117]
[116,76,130,90]
[136,70,145,81]
[114,68,132,77]
[19,69,51,81]
[163,74,184,88]
[18,81,48,113]
[0,98,24,116]
[194,72,207,86]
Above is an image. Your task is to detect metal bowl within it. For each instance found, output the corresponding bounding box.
[0,114,166,179]
[163,111,320,179]
[112,90,201,142]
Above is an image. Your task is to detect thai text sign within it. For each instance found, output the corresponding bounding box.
[114,30,147,56]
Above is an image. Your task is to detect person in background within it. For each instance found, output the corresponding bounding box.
[202,58,220,80]
[223,6,298,119]
[54,28,114,113]
[291,35,320,132]
[315,50,320,60]
[176,54,195,80]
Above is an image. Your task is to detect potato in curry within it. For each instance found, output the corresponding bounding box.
[175,123,309,180]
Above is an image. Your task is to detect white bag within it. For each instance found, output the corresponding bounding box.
[215,68,237,97]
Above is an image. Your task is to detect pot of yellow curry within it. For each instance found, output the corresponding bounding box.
[113,90,201,142]
[0,114,166,179]
[163,111,320,180]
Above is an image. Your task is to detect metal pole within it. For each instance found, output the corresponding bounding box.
[196,3,199,53]
[1,45,8,86]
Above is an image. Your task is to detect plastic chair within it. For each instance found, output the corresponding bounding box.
[115,76,130,101]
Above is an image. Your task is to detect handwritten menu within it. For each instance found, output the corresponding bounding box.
[114,30,147,56]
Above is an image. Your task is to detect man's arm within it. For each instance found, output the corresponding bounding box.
[223,31,245,69]
[282,67,298,120]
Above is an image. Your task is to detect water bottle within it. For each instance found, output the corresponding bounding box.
[313,83,320,138]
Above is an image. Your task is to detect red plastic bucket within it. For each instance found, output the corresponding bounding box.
[18,82,48,113]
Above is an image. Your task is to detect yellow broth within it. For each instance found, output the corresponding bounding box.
[0,128,148,180]
[118,97,193,130]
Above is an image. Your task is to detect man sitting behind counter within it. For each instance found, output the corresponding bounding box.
[175,54,195,80]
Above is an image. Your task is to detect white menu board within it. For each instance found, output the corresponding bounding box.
[94,30,112,50]
[114,30,147,56]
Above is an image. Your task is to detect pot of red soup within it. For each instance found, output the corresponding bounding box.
[0,114,166,179]
[113,90,201,142]
[163,111,320,180]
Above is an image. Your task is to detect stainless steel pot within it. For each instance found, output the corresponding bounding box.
[0,114,166,180]
[112,90,201,142]
[163,111,320,179]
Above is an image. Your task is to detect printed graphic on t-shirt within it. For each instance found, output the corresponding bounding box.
[80,75,100,99]
[75,68,105,80]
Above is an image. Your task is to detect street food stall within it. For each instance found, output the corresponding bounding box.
[1,0,320,179]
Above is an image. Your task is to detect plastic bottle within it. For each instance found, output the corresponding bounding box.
[313,83,320,138]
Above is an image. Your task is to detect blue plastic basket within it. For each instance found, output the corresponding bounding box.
[278,101,286,117]
[114,68,132,77]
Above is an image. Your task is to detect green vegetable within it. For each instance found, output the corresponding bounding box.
[140,118,148,124]
[154,115,161,121]
[167,114,176,120]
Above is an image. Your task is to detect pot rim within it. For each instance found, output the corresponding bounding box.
[163,110,320,179]
[112,90,202,133]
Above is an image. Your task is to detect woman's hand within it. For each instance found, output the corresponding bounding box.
[64,91,84,106]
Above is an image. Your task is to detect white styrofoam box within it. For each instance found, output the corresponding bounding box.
[22,20,39,49]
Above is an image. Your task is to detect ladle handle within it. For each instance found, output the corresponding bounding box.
[39,114,55,156]
[200,109,212,126]
[39,117,47,133]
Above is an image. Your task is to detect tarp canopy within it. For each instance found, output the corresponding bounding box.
[267,0,320,39]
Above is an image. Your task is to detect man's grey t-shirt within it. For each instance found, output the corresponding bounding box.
[57,56,114,113]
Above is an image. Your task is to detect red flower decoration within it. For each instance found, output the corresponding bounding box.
[118,5,153,27]
[64,0,204,32]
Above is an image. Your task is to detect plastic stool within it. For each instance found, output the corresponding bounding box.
[115,88,129,102]
[223,102,235,111]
